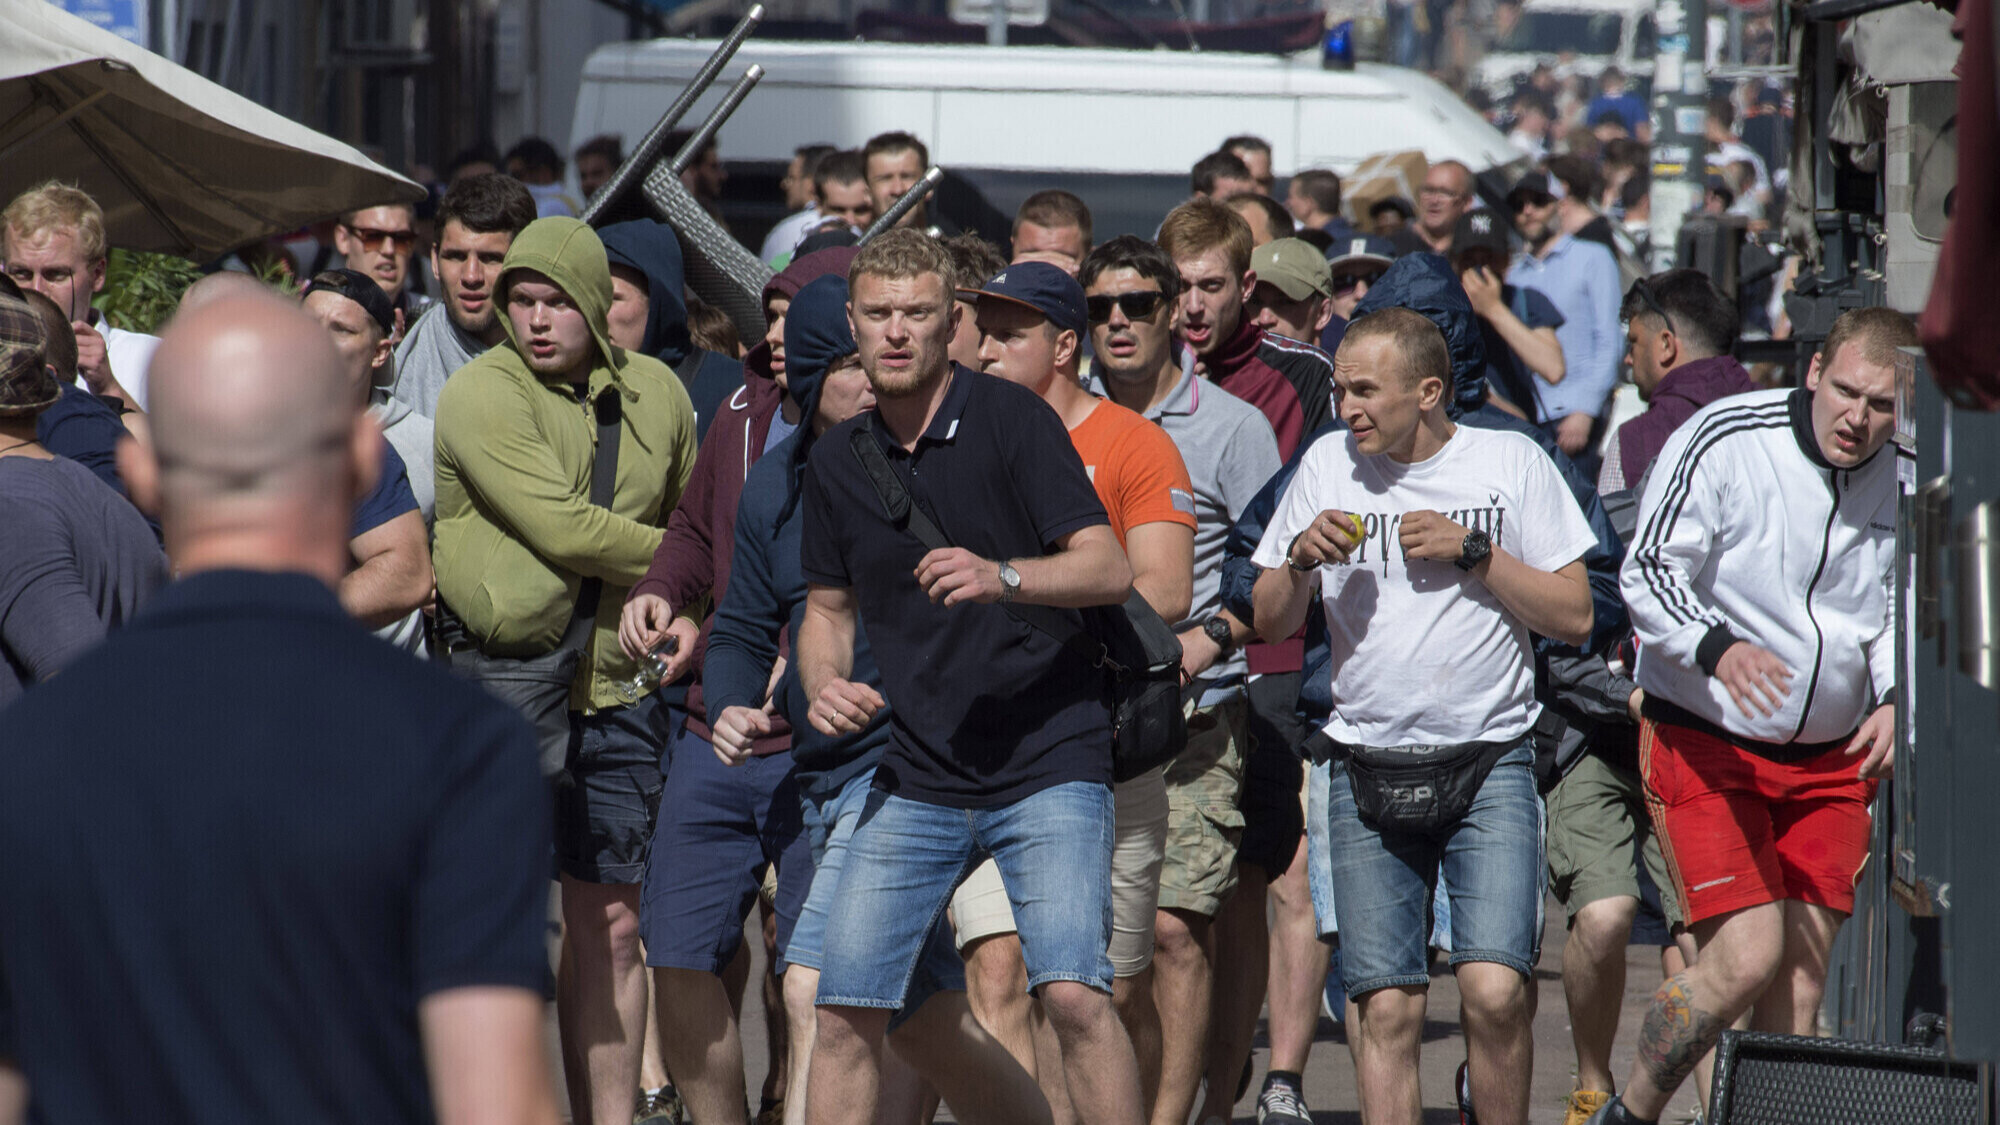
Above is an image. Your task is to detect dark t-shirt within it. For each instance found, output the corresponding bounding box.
[1482,284,1566,421]
[37,382,130,501]
[0,456,165,706]
[352,437,419,539]
[0,570,549,1125]
[800,367,1114,808]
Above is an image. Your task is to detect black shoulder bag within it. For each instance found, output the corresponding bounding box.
[435,385,623,788]
[848,424,1186,782]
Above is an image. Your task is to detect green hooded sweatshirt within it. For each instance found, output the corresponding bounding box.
[433,217,697,712]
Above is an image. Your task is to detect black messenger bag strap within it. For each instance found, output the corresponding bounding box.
[557,385,625,650]
[846,422,1109,666]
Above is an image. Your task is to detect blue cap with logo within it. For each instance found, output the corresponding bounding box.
[974,261,1088,339]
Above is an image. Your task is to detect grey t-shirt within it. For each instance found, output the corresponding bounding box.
[391,303,487,419]
[0,456,168,705]
[1089,365,1281,686]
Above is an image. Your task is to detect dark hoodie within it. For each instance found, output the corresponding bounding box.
[599,219,746,440]
[1612,355,1760,489]
[705,275,890,797]
[626,247,858,749]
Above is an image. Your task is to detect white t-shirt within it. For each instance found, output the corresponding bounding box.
[1252,424,1598,747]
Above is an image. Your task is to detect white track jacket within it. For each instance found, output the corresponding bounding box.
[1621,388,1895,746]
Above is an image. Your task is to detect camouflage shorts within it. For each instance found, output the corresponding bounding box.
[1158,694,1247,917]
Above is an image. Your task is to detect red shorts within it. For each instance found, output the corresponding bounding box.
[1640,718,1878,927]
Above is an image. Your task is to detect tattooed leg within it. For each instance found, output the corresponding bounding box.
[1635,974,1728,1097]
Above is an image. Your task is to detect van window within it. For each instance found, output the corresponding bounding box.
[1633,14,1656,60]
[1494,11,1626,56]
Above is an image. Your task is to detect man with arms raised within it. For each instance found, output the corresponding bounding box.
[394,173,539,417]
[0,294,557,1125]
[797,229,1142,1125]
[1591,308,1913,1125]
[1253,309,1596,1125]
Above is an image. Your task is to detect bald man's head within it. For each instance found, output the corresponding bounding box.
[176,269,277,316]
[135,295,375,531]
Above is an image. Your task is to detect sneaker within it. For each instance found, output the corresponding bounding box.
[1564,1090,1613,1125]
[1256,1079,1313,1125]
[1321,948,1346,1025]
[1456,1061,1478,1125]
[753,1100,784,1125]
[634,1085,684,1125]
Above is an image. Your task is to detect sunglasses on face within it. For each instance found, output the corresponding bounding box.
[1330,270,1384,296]
[1086,290,1168,324]
[344,225,417,252]
[1509,194,1555,214]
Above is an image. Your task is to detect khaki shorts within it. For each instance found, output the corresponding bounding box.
[948,770,1169,977]
[1547,751,1683,928]
[1157,695,1247,918]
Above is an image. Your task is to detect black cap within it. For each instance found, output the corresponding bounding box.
[302,267,396,337]
[1505,170,1565,209]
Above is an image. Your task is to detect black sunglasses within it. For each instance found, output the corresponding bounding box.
[1086,290,1168,324]
[1330,269,1384,296]
[1625,278,1673,332]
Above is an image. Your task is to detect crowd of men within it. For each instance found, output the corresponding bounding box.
[0,85,1904,1125]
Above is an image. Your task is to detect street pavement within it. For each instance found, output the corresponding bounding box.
[546,892,1701,1124]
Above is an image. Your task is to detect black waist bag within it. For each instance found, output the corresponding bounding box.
[1337,738,1516,834]
[849,424,1186,783]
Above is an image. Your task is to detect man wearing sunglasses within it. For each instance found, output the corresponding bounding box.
[1081,236,1297,1125]
[1598,271,1755,495]
[334,202,433,329]
[1318,240,1393,356]
[1506,170,1622,477]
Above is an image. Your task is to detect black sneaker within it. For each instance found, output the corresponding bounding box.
[1256,1078,1313,1125]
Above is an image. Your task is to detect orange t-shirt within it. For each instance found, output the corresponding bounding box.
[1067,398,1196,547]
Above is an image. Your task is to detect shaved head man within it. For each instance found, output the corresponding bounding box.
[0,294,561,1125]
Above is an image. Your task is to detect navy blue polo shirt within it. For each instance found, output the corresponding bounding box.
[800,366,1114,808]
[0,569,549,1124]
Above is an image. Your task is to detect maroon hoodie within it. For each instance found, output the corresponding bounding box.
[626,247,857,751]
[1615,355,1760,487]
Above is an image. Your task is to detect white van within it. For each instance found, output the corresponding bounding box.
[572,40,1517,242]
[1471,0,1658,100]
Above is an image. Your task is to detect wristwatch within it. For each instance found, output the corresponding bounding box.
[1201,615,1236,653]
[1454,528,1492,572]
[998,560,1022,603]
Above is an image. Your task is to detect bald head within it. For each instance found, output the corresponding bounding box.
[176,269,277,316]
[142,296,371,534]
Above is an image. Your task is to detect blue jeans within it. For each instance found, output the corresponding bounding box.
[1308,759,1454,949]
[787,766,880,974]
[1325,741,1545,997]
[816,781,1116,1011]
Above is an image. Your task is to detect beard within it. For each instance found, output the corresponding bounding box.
[864,339,949,399]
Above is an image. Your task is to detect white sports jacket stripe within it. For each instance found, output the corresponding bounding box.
[1620,387,1895,746]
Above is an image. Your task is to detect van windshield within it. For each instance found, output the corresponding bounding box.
[1493,11,1626,56]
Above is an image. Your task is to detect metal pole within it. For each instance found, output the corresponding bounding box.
[989,0,1009,46]
[580,3,764,224]
[670,66,764,175]
[1647,0,1708,271]
[859,167,946,244]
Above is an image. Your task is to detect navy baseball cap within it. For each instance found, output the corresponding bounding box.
[974,261,1088,339]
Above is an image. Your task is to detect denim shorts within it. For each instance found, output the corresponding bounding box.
[556,693,671,885]
[639,718,812,975]
[1307,759,1454,949]
[816,781,1117,1011]
[1324,740,1545,996]
[786,766,880,974]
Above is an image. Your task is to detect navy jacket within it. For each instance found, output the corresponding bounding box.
[1220,253,1629,725]
[704,429,889,800]
[600,219,746,439]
